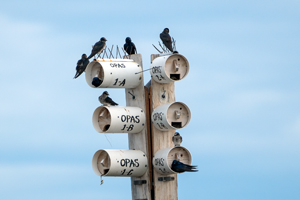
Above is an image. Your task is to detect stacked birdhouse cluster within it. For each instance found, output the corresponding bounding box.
[74,28,197,199]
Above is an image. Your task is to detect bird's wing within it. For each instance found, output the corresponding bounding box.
[124,43,129,54]
[88,41,105,59]
[132,43,137,53]
[93,41,105,52]
[105,96,118,105]
[76,59,83,70]
[83,59,90,68]
[160,33,171,42]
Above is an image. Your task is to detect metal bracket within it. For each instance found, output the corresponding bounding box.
[134,180,147,185]
[158,177,175,182]
[173,60,179,72]
[161,88,166,99]
[175,110,181,119]
[128,91,136,100]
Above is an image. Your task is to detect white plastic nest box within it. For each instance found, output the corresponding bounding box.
[150,54,189,83]
[92,149,148,177]
[152,102,191,131]
[85,59,143,88]
[92,106,146,133]
[153,146,192,175]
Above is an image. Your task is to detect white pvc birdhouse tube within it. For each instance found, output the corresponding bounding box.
[153,147,192,175]
[150,54,189,83]
[92,106,146,133]
[152,102,191,131]
[85,59,143,88]
[92,149,148,177]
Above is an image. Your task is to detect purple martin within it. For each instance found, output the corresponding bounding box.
[98,91,118,106]
[92,77,103,87]
[74,54,89,79]
[171,160,198,173]
[160,28,173,52]
[172,132,182,147]
[87,37,107,60]
[124,37,137,55]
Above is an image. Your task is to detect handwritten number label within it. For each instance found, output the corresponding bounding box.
[120,169,134,176]
[155,75,166,81]
[157,123,168,129]
[113,78,126,86]
[120,115,141,132]
[121,169,126,175]
[127,124,134,131]
[127,169,133,175]
[113,78,118,85]
[121,124,135,131]
[119,79,126,86]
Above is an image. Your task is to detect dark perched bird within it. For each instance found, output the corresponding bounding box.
[172,132,182,147]
[160,28,173,52]
[99,91,118,106]
[124,37,137,55]
[92,77,103,87]
[171,160,198,173]
[74,54,89,79]
[87,37,107,59]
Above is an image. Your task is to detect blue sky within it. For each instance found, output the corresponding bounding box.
[0,0,300,199]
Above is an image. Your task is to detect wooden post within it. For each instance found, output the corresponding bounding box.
[125,54,152,200]
[150,54,178,200]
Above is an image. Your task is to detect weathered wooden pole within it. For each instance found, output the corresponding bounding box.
[149,54,178,200]
[125,54,152,200]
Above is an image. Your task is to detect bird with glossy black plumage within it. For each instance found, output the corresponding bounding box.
[124,37,137,55]
[87,37,107,60]
[160,28,173,52]
[74,54,89,79]
[171,160,198,173]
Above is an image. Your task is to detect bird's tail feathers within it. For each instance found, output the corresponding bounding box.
[187,165,198,172]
